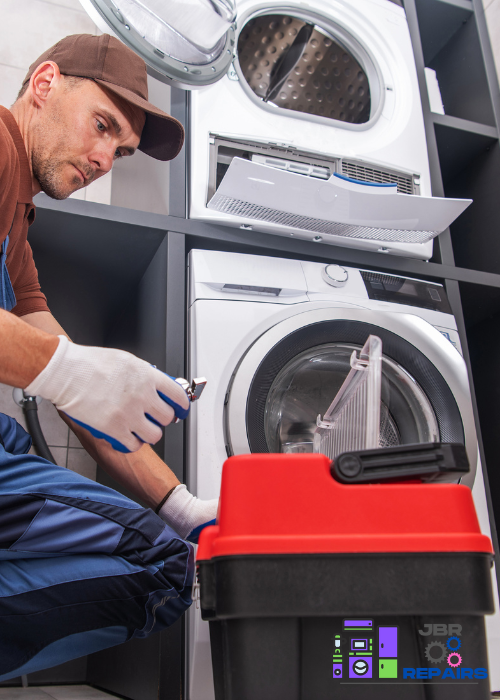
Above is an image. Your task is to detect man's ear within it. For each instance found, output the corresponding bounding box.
[29,61,63,108]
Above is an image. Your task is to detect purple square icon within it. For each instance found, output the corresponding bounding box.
[333,663,342,679]
[349,657,372,679]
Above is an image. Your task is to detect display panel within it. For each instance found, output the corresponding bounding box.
[361,271,452,313]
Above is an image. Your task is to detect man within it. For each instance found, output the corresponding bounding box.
[0,34,216,680]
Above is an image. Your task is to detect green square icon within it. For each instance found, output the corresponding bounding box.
[379,659,397,678]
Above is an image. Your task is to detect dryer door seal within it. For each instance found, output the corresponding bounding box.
[79,0,235,88]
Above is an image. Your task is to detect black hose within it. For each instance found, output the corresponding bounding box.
[22,396,57,464]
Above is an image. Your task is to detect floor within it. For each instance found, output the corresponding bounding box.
[0,687,122,700]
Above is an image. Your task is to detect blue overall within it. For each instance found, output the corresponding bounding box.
[0,413,194,681]
[0,235,16,312]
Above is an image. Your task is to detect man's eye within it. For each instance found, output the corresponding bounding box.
[96,120,106,132]
[114,149,123,159]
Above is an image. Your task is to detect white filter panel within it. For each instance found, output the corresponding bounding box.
[208,159,471,244]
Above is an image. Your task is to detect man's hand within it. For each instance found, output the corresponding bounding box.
[25,335,190,452]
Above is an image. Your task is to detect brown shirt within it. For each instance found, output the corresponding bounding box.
[0,106,49,317]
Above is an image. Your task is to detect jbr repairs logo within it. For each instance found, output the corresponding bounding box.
[403,623,487,680]
[332,620,488,683]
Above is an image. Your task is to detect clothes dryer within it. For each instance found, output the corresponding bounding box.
[188,0,439,259]
[80,0,470,259]
[187,248,500,698]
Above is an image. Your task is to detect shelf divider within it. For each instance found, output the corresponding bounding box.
[432,112,498,137]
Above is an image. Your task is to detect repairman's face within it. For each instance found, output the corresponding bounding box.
[30,70,145,200]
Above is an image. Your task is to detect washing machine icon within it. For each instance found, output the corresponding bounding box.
[349,657,373,679]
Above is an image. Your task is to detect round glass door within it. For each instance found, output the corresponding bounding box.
[79,0,236,87]
[264,343,439,454]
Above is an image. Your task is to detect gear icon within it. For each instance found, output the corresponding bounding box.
[447,652,462,668]
[447,636,461,651]
[424,641,447,664]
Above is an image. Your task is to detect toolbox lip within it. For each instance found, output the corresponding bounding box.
[198,549,495,563]
[197,530,494,559]
[197,454,494,561]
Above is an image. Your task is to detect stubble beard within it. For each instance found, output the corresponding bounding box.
[31,117,95,200]
[32,148,82,200]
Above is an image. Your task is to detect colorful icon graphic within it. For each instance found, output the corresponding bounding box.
[344,619,373,630]
[333,663,343,678]
[424,641,447,664]
[447,652,462,668]
[349,657,372,678]
[351,638,369,651]
[447,636,461,651]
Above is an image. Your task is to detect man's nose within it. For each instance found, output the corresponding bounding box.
[91,145,115,174]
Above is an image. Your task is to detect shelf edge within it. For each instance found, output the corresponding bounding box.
[431,112,499,138]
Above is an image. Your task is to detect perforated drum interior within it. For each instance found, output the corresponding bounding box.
[237,14,371,124]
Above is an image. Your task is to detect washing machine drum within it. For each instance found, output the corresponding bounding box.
[237,320,464,455]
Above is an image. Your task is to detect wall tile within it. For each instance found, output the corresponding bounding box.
[48,446,68,468]
[68,429,84,448]
[85,170,112,205]
[37,400,70,447]
[0,383,27,429]
[0,64,26,109]
[0,385,69,448]
[39,0,90,12]
[0,0,96,71]
[485,0,500,85]
[67,448,97,480]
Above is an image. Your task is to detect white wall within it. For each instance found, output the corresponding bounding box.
[483,0,500,89]
[0,0,98,108]
[0,0,104,474]
[0,0,172,211]
[0,0,113,203]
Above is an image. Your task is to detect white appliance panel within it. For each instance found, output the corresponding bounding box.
[189,0,437,258]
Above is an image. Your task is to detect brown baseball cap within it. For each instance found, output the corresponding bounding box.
[22,33,184,161]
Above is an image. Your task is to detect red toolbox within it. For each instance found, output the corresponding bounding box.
[197,453,495,700]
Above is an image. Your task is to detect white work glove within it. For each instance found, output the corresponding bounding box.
[158,484,218,544]
[25,335,190,453]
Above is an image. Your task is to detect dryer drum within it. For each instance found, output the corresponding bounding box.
[237,14,371,124]
[245,320,464,453]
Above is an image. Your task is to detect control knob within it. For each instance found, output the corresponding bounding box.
[322,264,348,288]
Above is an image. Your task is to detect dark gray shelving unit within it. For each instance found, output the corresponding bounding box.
[8,0,500,697]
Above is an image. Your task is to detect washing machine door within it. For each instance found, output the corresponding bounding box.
[78,0,236,88]
[225,307,478,487]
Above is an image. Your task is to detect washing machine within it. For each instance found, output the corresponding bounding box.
[187,248,500,698]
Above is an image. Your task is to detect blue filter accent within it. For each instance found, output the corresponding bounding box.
[65,415,130,452]
[333,172,398,188]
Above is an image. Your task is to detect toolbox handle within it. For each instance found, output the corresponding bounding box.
[331,443,469,484]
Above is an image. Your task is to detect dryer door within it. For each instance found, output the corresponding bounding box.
[225,307,478,487]
[78,0,236,88]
